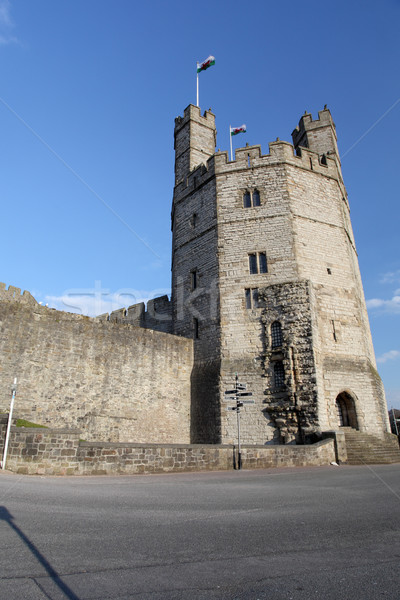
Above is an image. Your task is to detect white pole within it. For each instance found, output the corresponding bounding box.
[230,126,233,161]
[2,378,17,470]
[196,69,199,107]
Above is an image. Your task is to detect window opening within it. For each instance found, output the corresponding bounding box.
[259,252,268,273]
[243,190,261,208]
[191,270,197,290]
[274,361,285,387]
[252,288,259,308]
[249,253,258,274]
[271,321,283,348]
[193,318,199,339]
[331,320,337,342]
[249,252,268,274]
[245,288,259,309]
[243,191,251,208]
[252,189,260,206]
[245,288,251,309]
[247,154,251,167]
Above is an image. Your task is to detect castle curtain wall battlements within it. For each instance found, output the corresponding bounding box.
[0,283,192,443]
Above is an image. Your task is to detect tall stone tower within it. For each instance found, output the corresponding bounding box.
[171,104,390,445]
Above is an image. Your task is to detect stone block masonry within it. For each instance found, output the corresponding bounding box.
[0,418,336,475]
[0,286,193,443]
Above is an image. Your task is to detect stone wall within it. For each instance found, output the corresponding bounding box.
[0,418,336,476]
[260,280,319,443]
[0,288,192,443]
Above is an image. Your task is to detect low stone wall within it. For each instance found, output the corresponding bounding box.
[1,418,336,475]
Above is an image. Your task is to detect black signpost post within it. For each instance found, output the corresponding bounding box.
[224,374,255,470]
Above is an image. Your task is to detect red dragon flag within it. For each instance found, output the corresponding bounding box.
[230,125,247,136]
[197,55,216,73]
[229,125,247,161]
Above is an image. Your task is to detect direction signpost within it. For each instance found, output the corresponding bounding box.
[224,374,255,470]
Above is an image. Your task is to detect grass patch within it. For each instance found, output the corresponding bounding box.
[16,418,48,428]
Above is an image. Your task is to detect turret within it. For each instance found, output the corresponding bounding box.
[292,106,342,179]
[174,104,216,185]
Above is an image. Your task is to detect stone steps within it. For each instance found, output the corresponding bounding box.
[343,428,400,465]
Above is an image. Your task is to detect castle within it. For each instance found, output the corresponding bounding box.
[0,104,391,448]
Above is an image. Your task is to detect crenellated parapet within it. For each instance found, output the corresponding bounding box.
[174,136,343,207]
[0,282,38,306]
[96,294,173,334]
[173,157,216,203]
[213,140,341,181]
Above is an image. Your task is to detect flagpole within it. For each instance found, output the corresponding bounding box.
[196,67,199,107]
[230,126,233,161]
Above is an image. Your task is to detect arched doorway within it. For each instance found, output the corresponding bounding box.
[336,392,358,429]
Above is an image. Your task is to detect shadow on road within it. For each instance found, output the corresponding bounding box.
[0,505,81,600]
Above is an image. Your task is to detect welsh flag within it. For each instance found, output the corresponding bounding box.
[197,55,215,73]
[230,125,246,136]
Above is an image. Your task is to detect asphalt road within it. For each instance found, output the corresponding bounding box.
[0,464,399,600]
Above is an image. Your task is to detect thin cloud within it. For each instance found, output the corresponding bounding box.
[376,350,400,364]
[366,292,400,314]
[380,271,400,285]
[0,0,12,26]
[0,0,18,45]
[44,286,171,317]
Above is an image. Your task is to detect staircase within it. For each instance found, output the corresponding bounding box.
[343,428,400,465]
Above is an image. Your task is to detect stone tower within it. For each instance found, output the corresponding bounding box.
[171,104,390,445]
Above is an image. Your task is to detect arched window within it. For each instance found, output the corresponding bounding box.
[271,321,283,348]
[243,191,251,208]
[243,190,261,208]
[252,189,260,206]
[273,361,285,387]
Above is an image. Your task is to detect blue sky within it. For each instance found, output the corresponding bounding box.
[0,0,399,408]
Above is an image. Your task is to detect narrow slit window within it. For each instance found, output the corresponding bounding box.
[332,320,337,342]
[252,288,259,308]
[191,270,197,290]
[245,288,252,309]
[259,252,268,273]
[249,253,258,274]
[252,189,260,206]
[247,154,251,167]
[243,191,251,208]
